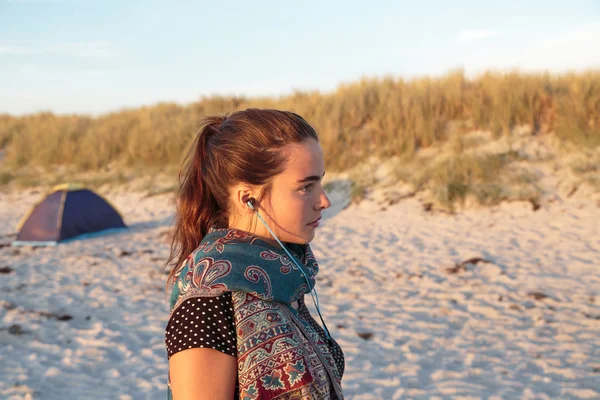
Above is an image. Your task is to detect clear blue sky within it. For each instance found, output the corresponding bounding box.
[1,0,599,115]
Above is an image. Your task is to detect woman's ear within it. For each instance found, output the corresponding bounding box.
[233,185,256,214]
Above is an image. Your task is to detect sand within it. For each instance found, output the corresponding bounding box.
[1,185,599,399]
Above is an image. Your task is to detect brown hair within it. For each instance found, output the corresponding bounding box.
[162,108,319,290]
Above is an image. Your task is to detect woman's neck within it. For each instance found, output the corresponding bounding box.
[225,225,283,250]
[253,234,283,249]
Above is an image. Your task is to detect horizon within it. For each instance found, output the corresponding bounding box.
[1,0,599,116]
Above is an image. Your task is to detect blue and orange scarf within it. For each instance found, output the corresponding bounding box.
[167,227,344,399]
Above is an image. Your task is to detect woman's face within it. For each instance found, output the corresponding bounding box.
[232,138,331,245]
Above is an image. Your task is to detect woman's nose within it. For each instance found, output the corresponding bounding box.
[318,188,331,210]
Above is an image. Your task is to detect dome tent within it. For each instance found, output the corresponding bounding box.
[13,184,127,246]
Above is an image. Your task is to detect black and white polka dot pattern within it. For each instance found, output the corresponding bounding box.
[165,292,237,359]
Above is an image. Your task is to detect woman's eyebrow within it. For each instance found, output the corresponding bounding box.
[296,171,326,183]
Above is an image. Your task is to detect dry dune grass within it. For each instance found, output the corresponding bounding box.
[0,69,598,209]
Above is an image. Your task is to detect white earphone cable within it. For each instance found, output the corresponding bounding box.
[248,200,332,341]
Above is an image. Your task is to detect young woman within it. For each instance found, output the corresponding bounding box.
[163,109,345,399]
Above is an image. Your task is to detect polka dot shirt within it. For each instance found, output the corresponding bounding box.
[165,292,237,359]
[165,292,345,387]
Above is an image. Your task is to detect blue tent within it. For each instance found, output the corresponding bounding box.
[13,184,127,246]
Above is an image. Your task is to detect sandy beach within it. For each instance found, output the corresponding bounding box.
[1,184,599,399]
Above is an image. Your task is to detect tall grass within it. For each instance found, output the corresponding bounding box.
[399,150,540,209]
[1,69,598,175]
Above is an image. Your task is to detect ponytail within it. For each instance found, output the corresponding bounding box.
[163,116,226,290]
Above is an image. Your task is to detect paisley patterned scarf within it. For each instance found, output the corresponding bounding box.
[166,227,345,399]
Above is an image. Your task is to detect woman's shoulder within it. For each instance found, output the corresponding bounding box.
[171,291,234,313]
[165,291,238,360]
[168,244,256,312]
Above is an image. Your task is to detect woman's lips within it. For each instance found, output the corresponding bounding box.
[307,217,321,226]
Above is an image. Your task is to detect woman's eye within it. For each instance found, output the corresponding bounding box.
[301,183,313,192]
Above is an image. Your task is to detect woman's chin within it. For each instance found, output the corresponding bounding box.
[285,233,313,245]
[301,229,316,243]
